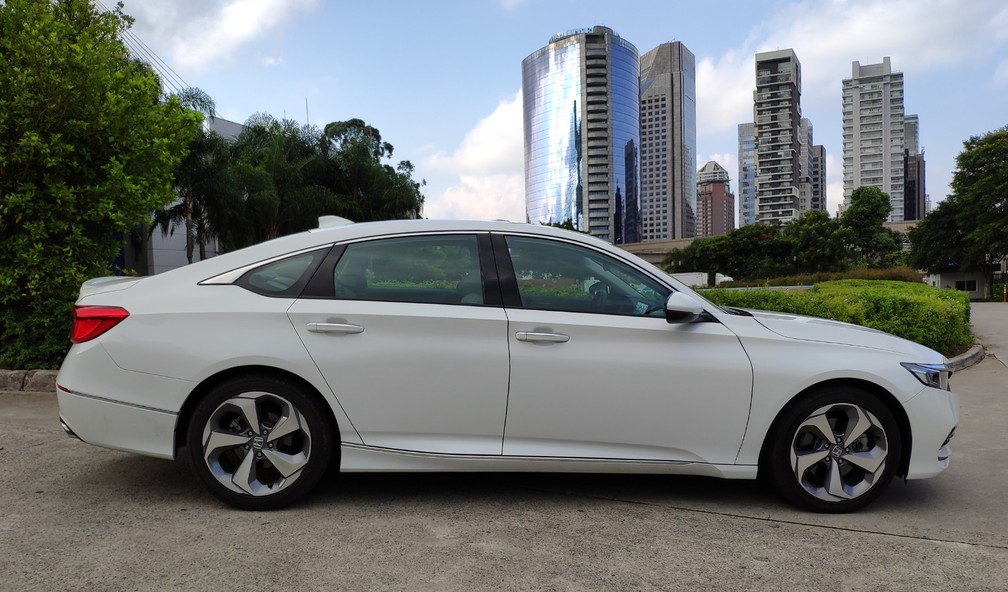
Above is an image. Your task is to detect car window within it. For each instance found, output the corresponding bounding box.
[237,248,329,297]
[504,235,670,316]
[333,235,484,305]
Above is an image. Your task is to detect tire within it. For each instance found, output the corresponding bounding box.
[186,375,336,511]
[767,385,901,513]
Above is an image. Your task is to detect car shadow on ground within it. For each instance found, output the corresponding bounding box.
[78,449,947,518]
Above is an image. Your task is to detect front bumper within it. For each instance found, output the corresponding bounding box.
[904,385,960,479]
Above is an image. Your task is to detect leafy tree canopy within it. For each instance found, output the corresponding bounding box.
[0,0,201,367]
[840,186,903,267]
[909,126,1008,297]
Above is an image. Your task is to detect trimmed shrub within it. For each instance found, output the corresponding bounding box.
[701,280,972,357]
[718,267,924,288]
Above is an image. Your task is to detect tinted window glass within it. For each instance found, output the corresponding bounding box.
[238,248,328,297]
[504,235,669,316]
[334,235,483,305]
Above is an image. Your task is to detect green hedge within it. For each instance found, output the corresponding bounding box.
[717,266,925,288]
[700,280,972,357]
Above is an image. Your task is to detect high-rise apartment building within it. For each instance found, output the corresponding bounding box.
[522,26,641,243]
[753,49,803,224]
[811,144,826,212]
[696,161,734,237]
[842,57,918,221]
[737,122,757,226]
[639,41,697,240]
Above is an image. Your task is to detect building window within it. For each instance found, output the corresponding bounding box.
[954,280,978,292]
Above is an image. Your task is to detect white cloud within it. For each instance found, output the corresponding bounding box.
[422,90,525,220]
[124,0,316,74]
[995,59,1008,88]
[824,153,844,216]
[696,0,1008,133]
[261,56,284,67]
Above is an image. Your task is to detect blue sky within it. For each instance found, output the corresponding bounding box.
[122,0,1008,224]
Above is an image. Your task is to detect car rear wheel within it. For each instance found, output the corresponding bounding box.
[186,375,335,510]
[768,386,901,513]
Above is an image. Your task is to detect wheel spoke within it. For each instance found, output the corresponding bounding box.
[204,429,249,455]
[231,449,258,495]
[266,407,304,443]
[791,449,829,479]
[842,406,877,448]
[263,449,309,478]
[824,459,853,499]
[798,413,836,444]
[843,449,887,475]
[231,396,262,433]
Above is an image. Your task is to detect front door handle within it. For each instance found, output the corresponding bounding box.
[515,331,570,343]
[307,322,364,334]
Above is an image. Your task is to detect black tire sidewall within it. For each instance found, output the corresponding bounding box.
[186,375,335,511]
[769,385,901,513]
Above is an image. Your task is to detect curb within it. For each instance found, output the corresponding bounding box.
[0,369,58,394]
[948,343,985,372]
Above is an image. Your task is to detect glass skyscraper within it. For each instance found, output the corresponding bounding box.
[639,41,696,240]
[522,26,640,243]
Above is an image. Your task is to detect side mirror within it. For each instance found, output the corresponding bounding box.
[664,292,704,324]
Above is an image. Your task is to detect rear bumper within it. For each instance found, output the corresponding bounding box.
[57,387,177,460]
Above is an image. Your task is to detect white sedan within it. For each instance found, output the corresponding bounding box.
[57,218,958,512]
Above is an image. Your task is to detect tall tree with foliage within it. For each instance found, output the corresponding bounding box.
[840,186,903,267]
[784,210,850,273]
[909,127,1008,298]
[0,0,201,368]
[152,88,240,263]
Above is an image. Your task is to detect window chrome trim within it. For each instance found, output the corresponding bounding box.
[198,245,333,285]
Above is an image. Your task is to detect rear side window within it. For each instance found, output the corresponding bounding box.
[237,248,329,297]
[333,235,483,305]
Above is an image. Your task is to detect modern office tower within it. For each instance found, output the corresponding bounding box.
[903,114,926,220]
[753,49,803,224]
[811,145,826,212]
[522,26,641,243]
[639,41,697,240]
[842,56,910,221]
[737,122,757,226]
[696,161,735,237]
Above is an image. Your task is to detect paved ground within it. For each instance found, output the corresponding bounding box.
[1,304,1006,591]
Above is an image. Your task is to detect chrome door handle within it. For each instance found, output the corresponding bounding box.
[307,322,364,334]
[515,331,570,343]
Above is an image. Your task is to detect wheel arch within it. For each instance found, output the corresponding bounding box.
[174,365,342,458]
[757,377,912,479]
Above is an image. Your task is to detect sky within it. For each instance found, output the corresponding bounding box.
[118,0,1008,225]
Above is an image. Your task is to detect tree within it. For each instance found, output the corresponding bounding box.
[152,88,235,264]
[784,210,850,273]
[840,186,902,267]
[0,0,201,367]
[909,127,1008,298]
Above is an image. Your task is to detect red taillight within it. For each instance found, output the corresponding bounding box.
[71,306,130,343]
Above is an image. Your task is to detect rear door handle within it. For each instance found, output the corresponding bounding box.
[515,331,569,343]
[307,322,364,334]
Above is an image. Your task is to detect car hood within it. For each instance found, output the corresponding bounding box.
[746,309,944,360]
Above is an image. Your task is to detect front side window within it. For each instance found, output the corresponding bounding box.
[333,235,483,305]
[504,235,669,316]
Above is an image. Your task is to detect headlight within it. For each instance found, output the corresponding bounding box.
[901,362,953,390]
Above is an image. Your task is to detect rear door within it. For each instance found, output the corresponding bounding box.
[288,233,510,455]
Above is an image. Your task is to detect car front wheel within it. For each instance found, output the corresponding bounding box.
[186,375,335,510]
[768,386,901,513]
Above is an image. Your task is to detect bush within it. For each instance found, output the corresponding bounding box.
[701,280,972,357]
[718,266,924,288]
